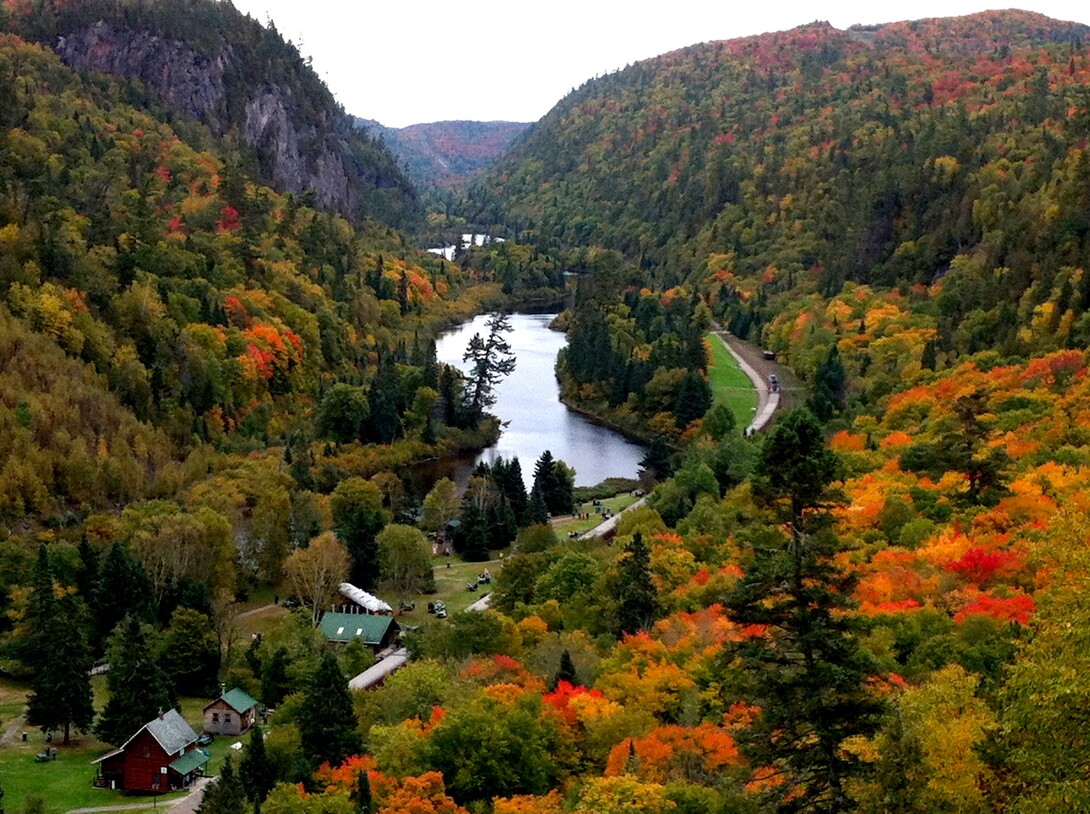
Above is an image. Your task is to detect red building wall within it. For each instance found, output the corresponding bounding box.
[102,730,173,793]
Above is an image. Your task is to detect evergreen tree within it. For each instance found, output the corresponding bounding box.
[198,755,247,814]
[94,616,174,746]
[726,409,883,812]
[353,768,373,814]
[75,535,99,604]
[91,543,152,654]
[638,436,674,483]
[526,486,549,525]
[239,724,276,803]
[25,594,94,745]
[261,646,291,708]
[556,649,578,688]
[532,451,573,515]
[21,545,54,671]
[456,503,492,563]
[673,369,713,428]
[808,344,847,422]
[298,653,362,769]
[366,351,401,444]
[463,312,516,423]
[615,532,659,636]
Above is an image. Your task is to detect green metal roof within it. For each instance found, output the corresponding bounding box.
[219,687,258,714]
[169,749,210,775]
[319,612,395,644]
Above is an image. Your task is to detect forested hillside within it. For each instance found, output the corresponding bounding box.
[470,11,1090,364]
[11,5,1090,814]
[3,0,419,226]
[358,118,530,187]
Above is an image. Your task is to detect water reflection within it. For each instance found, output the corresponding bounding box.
[434,313,647,488]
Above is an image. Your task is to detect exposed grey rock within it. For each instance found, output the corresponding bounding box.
[53,21,408,220]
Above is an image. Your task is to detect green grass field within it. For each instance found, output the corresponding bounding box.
[550,493,640,538]
[706,332,758,424]
[0,676,252,813]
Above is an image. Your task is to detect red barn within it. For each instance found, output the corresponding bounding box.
[93,709,209,793]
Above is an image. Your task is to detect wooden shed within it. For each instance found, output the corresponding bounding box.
[93,709,208,793]
[202,687,258,736]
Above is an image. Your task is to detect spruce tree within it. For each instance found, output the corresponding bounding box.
[615,532,659,636]
[673,369,713,428]
[26,594,94,744]
[261,647,291,708]
[638,436,673,483]
[198,755,247,814]
[808,344,847,422]
[526,487,549,525]
[298,653,362,769]
[94,616,174,745]
[91,543,152,654]
[22,545,54,671]
[556,649,578,687]
[75,535,99,605]
[239,724,276,803]
[353,768,373,814]
[726,410,883,812]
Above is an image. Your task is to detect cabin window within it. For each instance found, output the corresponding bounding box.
[356,628,363,636]
[212,712,219,723]
[336,626,345,635]
[225,713,232,724]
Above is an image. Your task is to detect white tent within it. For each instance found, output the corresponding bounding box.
[338,583,393,613]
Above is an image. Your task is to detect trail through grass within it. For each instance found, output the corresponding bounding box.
[706,332,758,424]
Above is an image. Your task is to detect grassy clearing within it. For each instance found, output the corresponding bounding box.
[0,727,189,814]
[394,558,503,628]
[706,332,758,424]
[0,674,245,813]
[551,492,640,539]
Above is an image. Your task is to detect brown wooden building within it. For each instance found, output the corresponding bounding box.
[202,687,258,736]
[93,709,208,793]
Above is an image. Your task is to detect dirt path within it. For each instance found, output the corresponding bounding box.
[234,603,279,620]
[0,714,24,746]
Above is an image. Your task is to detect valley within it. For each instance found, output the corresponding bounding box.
[1,2,1090,813]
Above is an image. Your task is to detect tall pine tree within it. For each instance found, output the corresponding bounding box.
[198,755,247,814]
[298,653,362,769]
[615,532,659,636]
[725,410,883,812]
[94,616,174,745]
[26,594,94,744]
[239,724,276,803]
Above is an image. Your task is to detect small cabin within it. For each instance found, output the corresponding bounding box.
[93,709,208,793]
[202,688,258,736]
[319,611,399,651]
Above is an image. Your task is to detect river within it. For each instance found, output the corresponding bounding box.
[434,313,647,489]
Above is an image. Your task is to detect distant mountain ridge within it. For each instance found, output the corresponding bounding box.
[5,0,419,226]
[470,9,1090,287]
[358,118,530,187]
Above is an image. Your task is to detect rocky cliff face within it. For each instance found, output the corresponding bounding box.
[55,21,232,130]
[53,21,415,224]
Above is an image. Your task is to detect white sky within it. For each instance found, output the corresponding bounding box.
[229,1,1090,127]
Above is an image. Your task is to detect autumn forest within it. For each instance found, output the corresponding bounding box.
[3,1,1090,812]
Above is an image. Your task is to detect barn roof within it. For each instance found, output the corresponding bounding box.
[319,612,396,645]
[144,709,199,755]
[93,709,197,762]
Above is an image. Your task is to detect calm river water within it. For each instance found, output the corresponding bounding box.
[434,313,646,489]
